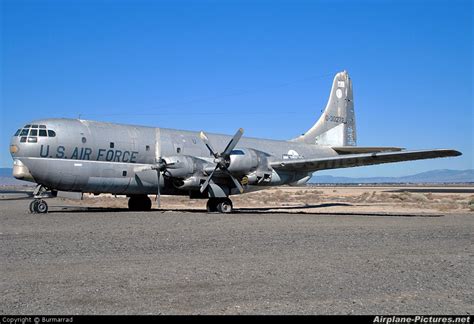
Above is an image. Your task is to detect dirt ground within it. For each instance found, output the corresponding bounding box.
[71,185,474,215]
[1,185,473,314]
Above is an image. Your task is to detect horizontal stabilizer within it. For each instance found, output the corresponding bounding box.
[271,149,462,173]
[332,146,404,155]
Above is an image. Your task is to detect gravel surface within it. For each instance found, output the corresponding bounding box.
[1,198,472,314]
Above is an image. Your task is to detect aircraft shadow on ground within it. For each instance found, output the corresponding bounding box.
[44,202,443,217]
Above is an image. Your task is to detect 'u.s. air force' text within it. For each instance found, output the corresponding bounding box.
[39,145,139,163]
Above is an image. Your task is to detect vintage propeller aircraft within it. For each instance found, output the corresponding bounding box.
[10,71,461,213]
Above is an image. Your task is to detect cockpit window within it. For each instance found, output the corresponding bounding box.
[28,137,37,143]
[230,149,245,155]
[16,124,56,139]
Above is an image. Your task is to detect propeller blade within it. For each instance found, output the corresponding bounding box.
[199,131,219,158]
[200,165,218,193]
[225,170,244,194]
[156,169,161,208]
[222,128,244,156]
[133,165,154,172]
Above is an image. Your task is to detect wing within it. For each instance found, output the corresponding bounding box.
[270,149,462,173]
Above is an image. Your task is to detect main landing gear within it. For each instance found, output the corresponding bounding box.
[206,197,233,213]
[128,195,152,211]
[29,184,50,214]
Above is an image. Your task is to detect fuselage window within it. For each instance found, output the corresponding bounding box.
[176,147,181,154]
[28,137,37,143]
[48,130,56,137]
[110,142,114,148]
[122,171,127,177]
[230,150,245,155]
[14,129,21,136]
[39,130,47,137]
[30,129,38,136]
[82,137,87,143]
[146,145,150,151]
[20,129,29,136]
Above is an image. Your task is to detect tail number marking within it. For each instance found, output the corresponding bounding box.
[325,115,346,123]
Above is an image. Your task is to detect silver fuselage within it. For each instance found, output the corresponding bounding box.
[10,118,337,196]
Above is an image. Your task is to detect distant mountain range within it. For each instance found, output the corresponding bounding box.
[310,169,474,184]
[0,168,34,186]
[1,168,473,186]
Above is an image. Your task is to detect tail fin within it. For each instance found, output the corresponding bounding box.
[292,71,357,146]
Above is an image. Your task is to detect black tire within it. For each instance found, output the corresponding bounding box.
[141,196,152,211]
[206,199,218,212]
[36,200,48,213]
[128,195,152,211]
[128,197,137,211]
[29,200,39,213]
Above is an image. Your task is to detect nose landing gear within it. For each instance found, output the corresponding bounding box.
[29,185,50,214]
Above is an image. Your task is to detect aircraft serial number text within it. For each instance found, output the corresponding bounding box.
[325,115,346,123]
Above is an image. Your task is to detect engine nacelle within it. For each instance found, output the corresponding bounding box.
[173,176,202,190]
[243,170,282,186]
[227,148,260,174]
[163,155,198,178]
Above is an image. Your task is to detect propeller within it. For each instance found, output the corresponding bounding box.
[199,128,245,194]
[151,158,167,208]
[134,158,169,208]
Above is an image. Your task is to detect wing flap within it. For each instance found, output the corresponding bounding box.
[271,149,462,172]
[331,146,404,155]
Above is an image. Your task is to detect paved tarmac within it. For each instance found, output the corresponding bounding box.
[0,198,472,314]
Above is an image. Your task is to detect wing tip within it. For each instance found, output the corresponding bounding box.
[436,149,462,157]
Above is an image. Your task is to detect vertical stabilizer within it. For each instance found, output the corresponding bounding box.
[292,71,356,146]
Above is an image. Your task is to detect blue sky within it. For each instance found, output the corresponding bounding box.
[1,0,472,177]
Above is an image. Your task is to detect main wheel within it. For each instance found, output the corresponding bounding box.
[206,198,219,212]
[217,198,233,214]
[141,196,152,211]
[128,195,152,211]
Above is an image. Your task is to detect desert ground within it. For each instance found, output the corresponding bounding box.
[1,185,473,314]
[56,185,474,215]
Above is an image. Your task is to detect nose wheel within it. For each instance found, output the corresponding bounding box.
[207,198,233,213]
[29,199,48,214]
